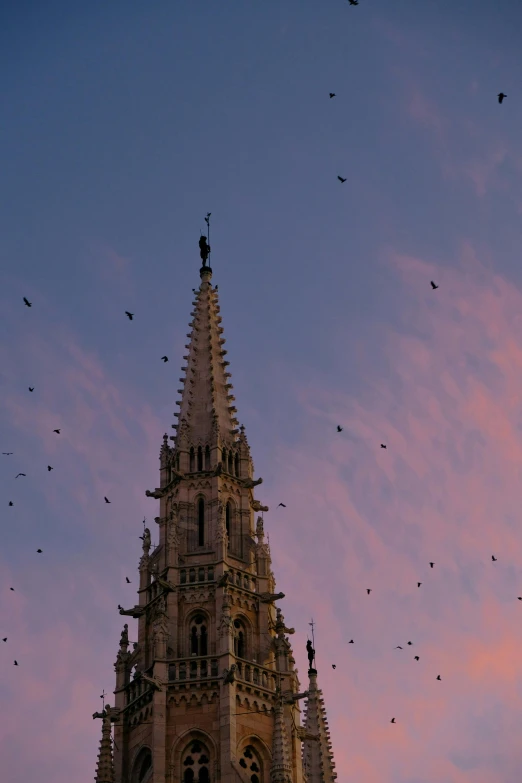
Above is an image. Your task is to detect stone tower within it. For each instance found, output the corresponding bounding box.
[92,258,337,783]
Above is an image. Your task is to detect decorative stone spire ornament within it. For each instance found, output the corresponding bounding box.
[93,704,116,783]
[302,670,338,783]
[270,691,293,783]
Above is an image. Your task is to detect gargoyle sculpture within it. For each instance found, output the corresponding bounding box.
[241,476,263,489]
[118,605,145,618]
[136,671,165,691]
[259,591,286,604]
[251,500,269,513]
[223,663,237,685]
[295,726,320,742]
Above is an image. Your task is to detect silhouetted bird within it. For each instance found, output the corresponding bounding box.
[161,356,168,362]
[414,656,420,661]
[337,176,347,183]
[367,588,372,594]
[104,496,111,504]
[396,646,403,650]
[407,641,413,645]
[37,549,42,553]
[23,297,31,307]
[125,311,134,320]
[498,92,506,104]
[14,660,18,666]
[28,387,34,392]
[278,503,286,507]
[337,425,343,432]
[2,638,6,642]
[390,717,396,723]
[417,582,422,587]
[8,501,13,506]
[9,587,14,591]
[348,0,359,5]
[329,93,336,98]
[429,562,435,568]
[492,555,497,561]
[349,639,354,643]
[53,429,60,434]
[48,465,53,471]
[126,577,131,583]
[518,597,522,601]
[436,675,441,680]
[15,473,26,478]
[430,281,439,289]
[380,444,387,449]
[332,664,336,669]
[2,452,13,455]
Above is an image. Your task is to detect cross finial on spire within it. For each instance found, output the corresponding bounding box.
[100,689,107,711]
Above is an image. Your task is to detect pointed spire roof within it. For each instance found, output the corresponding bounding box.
[270,692,293,783]
[94,706,115,783]
[302,670,337,783]
[174,266,240,447]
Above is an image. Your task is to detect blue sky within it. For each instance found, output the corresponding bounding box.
[2,1,522,781]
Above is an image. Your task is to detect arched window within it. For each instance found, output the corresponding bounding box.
[222,449,227,471]
[181,740,211,783]
[225,502,231,538]
[197,446,203,472]
[189,568,196,583]
[180,569,187,584]
[239,744,262,783]
[189,447,195,472]
[205,445,210,470]
[198,498,205,547]
[234,619,246,659]
[234,452,239,476]
[189,615,208,657]
[132,748,153,783]
[228,452,233,473]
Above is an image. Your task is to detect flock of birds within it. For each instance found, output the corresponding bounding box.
[2,8,513,731]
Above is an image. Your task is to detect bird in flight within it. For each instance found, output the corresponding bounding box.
[14,660,18,666]
[348,0,359,5]
[337,176,347,183]
[436,675,441,681]
[414,656,420,661]
[23,297,32,307]
[332,664,336,669]
[407,641,413,646]
[337,425,343,432]
[390,717,396,723]
[348,639,354,644]
[367,588,372,594]
[2,638,6,642]
[395,646,403,650]
[2,452,13,455]
[125,311,134,320]
[329,92,336,98]
[9,587,14,591]
[498,92,507,104]
[37,549,42,553]
[492,555,497,562]
[417,582,422,587]
[126,577,131,583]
[8,501,13,506]
[47,465,53,471]
[53,429,60,434]
[430,281,439,289]
[15,473,26,479]
[28,387,34,392]
[380,443,387,449]
[161,356,168,362]
[104,496,111,504]
[278,502,286,507]
[429,562,435,568]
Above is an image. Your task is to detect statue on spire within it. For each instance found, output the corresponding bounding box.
[199,212,211,267]
[306,639,315,669]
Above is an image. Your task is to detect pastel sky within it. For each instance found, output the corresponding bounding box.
[2,1,522,781]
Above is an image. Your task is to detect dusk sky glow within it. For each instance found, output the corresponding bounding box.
[2,2,522,782]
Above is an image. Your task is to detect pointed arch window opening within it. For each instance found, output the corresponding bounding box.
[234,618,246,659]
[197,446,203,472]
[181,741,211,783]
[198,498,205,547]
[189,615,208,657]
[225,502,231,538]
[234,452,239,477]
[205,445,210,470]
[189,447,195,473]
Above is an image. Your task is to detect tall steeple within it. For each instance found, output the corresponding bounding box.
[93,704,116,783]
[95,238,337,783]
